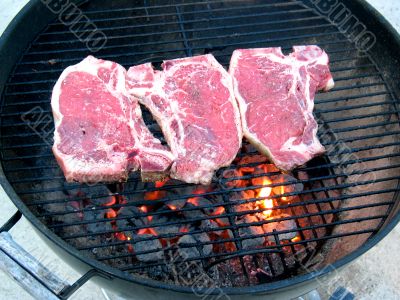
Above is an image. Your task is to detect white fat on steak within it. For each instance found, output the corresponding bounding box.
[52,56,173,183]
[126,54,242,185]
[229,46,334,171]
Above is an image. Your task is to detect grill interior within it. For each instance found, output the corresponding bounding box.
[1,0,400,288]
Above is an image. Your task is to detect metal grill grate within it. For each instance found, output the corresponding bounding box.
[1,0,400,287]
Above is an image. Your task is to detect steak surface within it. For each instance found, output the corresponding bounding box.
[126,54,242,185]
[229,46,334,171]
[52,56,173,183]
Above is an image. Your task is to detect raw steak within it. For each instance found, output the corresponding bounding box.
[229,46,334,171]
[126,54,242,185]
[52,56,173,183]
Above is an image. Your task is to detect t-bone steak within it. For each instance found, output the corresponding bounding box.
[229,46,334,171]
[52,56,173,183]
[126,54,242,185]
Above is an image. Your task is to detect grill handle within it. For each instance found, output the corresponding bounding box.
[0,211,111,300]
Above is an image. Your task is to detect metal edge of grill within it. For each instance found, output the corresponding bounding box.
[0,0,400,296]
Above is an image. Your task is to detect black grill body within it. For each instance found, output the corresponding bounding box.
[1,0,400,298]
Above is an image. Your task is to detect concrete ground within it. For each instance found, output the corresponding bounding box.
[0,1,399,299]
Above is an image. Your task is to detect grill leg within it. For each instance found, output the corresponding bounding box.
[0,212,112,299]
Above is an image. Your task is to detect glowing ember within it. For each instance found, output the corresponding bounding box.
[144,180,168,200]
[187,187,208,206]
[179,226,189,233]
[103,195,117,207]
[137,227,158,236]
[210,206,225,216]
[291,236,301,243]
[167,203,177,210]
[280,185,288,201]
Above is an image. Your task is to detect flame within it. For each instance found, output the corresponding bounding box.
[258,179,273,217]
[291,236,301,242]
[280,185,288,201]
[258,179,272,198]
[261,199,273,217]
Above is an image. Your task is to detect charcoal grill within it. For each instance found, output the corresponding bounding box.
[1,0,400,299]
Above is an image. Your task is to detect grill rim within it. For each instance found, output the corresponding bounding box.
[1,0,400,295]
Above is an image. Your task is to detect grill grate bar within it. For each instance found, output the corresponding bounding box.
[32,175,400,220]
[4,140,400,187]
[315,91,389,105]
[8,41,361,76]
[19,28,341,65]
[50,195,394,233]
[42,14,324,38]
[49,0,305,17]
[316,100,396,114]
[6,137,399,173]
[34,16,328,49]
[3,111,398,151]
[94,227,380,266]
[2,80,386,110]
[63,206,387,245]
[49,1,308,25]
[1,74,385,112]
[95,215,385,263]
[2,116,398,151]
[7,147,400,190]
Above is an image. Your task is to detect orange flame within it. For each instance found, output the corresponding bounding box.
[280,185,288,201]
[291,236,301,243]
[258,178,273,217]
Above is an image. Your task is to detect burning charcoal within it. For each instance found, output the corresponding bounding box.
[271,174,304,202]
[237,215,265,249]
[182,202,205,219]
[165,198,186,211]
[182,198,211,219]
[221,169,246,188]
[239,154,268,166]
[263,214,298,242]
[201,219,221,232]
[177,233,212,259]
[131,234,164,262]
[155,222,181,237]
[116,206,146,228]
[230,192,255,214]
[84,206,113,233]
[251,165,274,186]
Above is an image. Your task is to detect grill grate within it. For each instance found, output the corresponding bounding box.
[1,0,400,287]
